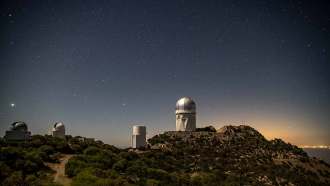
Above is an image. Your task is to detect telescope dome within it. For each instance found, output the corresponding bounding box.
[176,97,196,113]
[11,121,28,131]
[52,122,65,138]
[53,122,65,131]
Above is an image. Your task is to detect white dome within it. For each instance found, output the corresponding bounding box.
[53,122,65,131]
[176,97,196,113]
[52,122,65,138]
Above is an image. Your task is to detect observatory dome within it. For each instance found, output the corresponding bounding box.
[5,121,31,141]
[11,121,28,131]
[176,97,196,114]
[53,122,65,131]
[52,122,65,138]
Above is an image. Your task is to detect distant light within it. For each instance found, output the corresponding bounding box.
[300,145,330,149]
[10,103,15,108]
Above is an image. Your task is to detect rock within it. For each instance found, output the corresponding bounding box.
[147,125,330,186]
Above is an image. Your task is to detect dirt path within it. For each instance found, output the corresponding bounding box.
[47,154,73,186]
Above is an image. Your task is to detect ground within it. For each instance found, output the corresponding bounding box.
[46,154,73,186]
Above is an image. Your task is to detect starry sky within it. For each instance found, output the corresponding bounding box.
[0,0,329,147]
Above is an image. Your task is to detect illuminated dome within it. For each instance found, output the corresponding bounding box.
[11,121,28,131]
[175,97,196,114]
[53,122,65,131]
[52,122,65,138]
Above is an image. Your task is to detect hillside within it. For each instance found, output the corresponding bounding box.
[0,135,118,186]
[1,125,330,186]
[148,125,330,185]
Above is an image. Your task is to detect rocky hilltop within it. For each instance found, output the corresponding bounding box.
[148,125,330,185]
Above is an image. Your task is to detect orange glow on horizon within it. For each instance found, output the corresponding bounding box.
[210,111,329,147]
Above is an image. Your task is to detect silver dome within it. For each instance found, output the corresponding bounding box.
[11,121,28,131]
[176,97,196,113]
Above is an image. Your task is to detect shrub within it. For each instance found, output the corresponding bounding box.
[84,146,101,155]
[112,159,128,172]
[2,171,24,186]
[65,157,88,177]
[196,126,216,132]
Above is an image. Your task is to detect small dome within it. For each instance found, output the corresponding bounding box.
[11,121,28,131]
[176,97,196,113]
[53,122,65,131]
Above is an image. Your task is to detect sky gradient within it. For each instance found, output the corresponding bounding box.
[1,0,329,147]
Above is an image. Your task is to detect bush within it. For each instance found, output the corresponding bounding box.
[147,168,170,181]
[146,179,160,186]
[2,171,24,186]
[65,157,88,177]
[84,146,101,155]
[126,160,148,177]
[72,168,100,186]
[112,159,128,172]
[39,145,55,155]
[0,162,12,182]
[196,126,216,132]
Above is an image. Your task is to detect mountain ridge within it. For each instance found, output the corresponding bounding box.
[146,125,329,185]
[1,125,329,186]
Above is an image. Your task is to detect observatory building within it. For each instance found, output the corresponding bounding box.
[176,97,196,131]
[132,125,146,148]
[52,122,65,138]
[4,121,31,141]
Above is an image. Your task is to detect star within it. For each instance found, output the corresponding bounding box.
[306,42,312,48]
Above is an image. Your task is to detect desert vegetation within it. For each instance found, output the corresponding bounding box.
[1,126,330,186]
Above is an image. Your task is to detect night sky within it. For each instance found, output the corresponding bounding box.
[1,0,329,147]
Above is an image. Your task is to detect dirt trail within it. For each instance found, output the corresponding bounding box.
[47,154,73,186]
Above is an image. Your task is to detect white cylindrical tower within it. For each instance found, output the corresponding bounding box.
[52,122,65,138]
[175,97,196,131]
[132,125,146,148]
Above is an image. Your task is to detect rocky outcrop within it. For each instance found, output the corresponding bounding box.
[148,125,330,186]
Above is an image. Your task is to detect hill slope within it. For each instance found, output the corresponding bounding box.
[1,125,329,186]
[147,125,330,185]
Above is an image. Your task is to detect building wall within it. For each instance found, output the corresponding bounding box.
[4,130,31,141]
[52,130,65,138]
[132,134,146,148]
[176,113,196,131]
